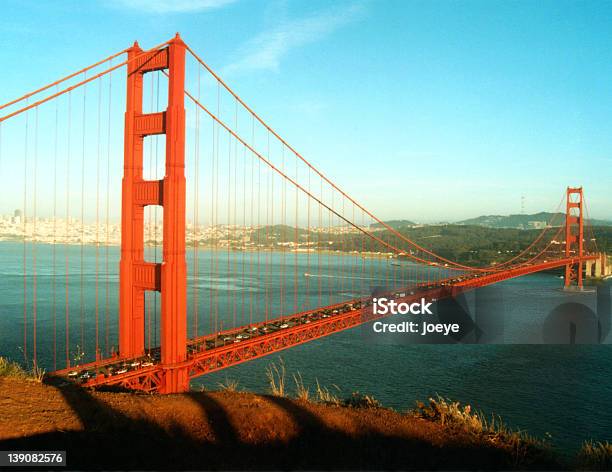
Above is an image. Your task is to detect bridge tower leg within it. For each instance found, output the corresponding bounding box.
[564,187,584,289]
[119,35,188,393]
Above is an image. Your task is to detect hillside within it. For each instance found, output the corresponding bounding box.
[0,377,560,471]
[371,219,417,229]
[244,224,612,265]
[457,212,612,229]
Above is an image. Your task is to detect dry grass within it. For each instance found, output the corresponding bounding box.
[265,359,286,396]
[576,441,612,470]
[292,372,309,401]
[0,357,27,379]
[314,379,341,405]
[414,396,484,433]
[0,357,45,382]
[413,396,552,468]
[217,378,240,392]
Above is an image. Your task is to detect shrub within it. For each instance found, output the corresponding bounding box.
[343,392,382,409]
[0,357,45,382]
[577,441,612,470]
[415,396,484,433]
[414,396,551,468]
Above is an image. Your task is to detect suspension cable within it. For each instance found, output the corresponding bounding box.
[185,46,484,272]
[179,84,473,271]
[0,40,171,123]
[0,49,127,112]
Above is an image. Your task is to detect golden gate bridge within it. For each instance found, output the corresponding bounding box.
[0,34,606,393]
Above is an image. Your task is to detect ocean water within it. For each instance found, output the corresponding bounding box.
[0,241,610,452]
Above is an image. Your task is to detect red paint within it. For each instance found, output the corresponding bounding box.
[564,187,585,288]
[159,34,188,393]
[119,35,188,393]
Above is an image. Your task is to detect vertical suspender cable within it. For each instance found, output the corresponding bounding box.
[294,151,298,314]
[53,88,59,370]
[317,178,322,308]
[192,65,200,338]
[95,77,102,360]
[225,133,236,328]
[249,117,255,326]
[209,91,215,335]
[279,144,284,321]
[23,105,29,364]
[305,167,310,309]
[65,91,72,367]
[32,106,38,368]
[105,66,112,357]
[227,129,232,326]
[215,83,221,332]
[329,189,333,306]
[242,143,247,327]
[256,119,261,323]
[232,102,238,326]
[80,72,87,358]
[214,81,220,333]
[264,131,270,321]
[233,101,238,327]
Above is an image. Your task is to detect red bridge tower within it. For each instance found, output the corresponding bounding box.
[119,34,188,393]
[564,187,584,289]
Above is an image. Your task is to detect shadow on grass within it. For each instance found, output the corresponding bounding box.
[0,385,561,470]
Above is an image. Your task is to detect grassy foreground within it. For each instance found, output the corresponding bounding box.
[0,358,609,470]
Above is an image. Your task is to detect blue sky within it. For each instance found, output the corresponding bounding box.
[1,0,611,221]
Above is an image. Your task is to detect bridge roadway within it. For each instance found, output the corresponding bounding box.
[50,255,597,393]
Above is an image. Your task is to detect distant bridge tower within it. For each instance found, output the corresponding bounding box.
[119,34,188,393]
[564,187,584,289]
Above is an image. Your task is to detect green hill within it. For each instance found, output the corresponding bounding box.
[370,220,416,229]
[457,212,612,229]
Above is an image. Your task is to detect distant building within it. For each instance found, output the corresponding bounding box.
[12,209,22,224]
[527,221,547,229]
